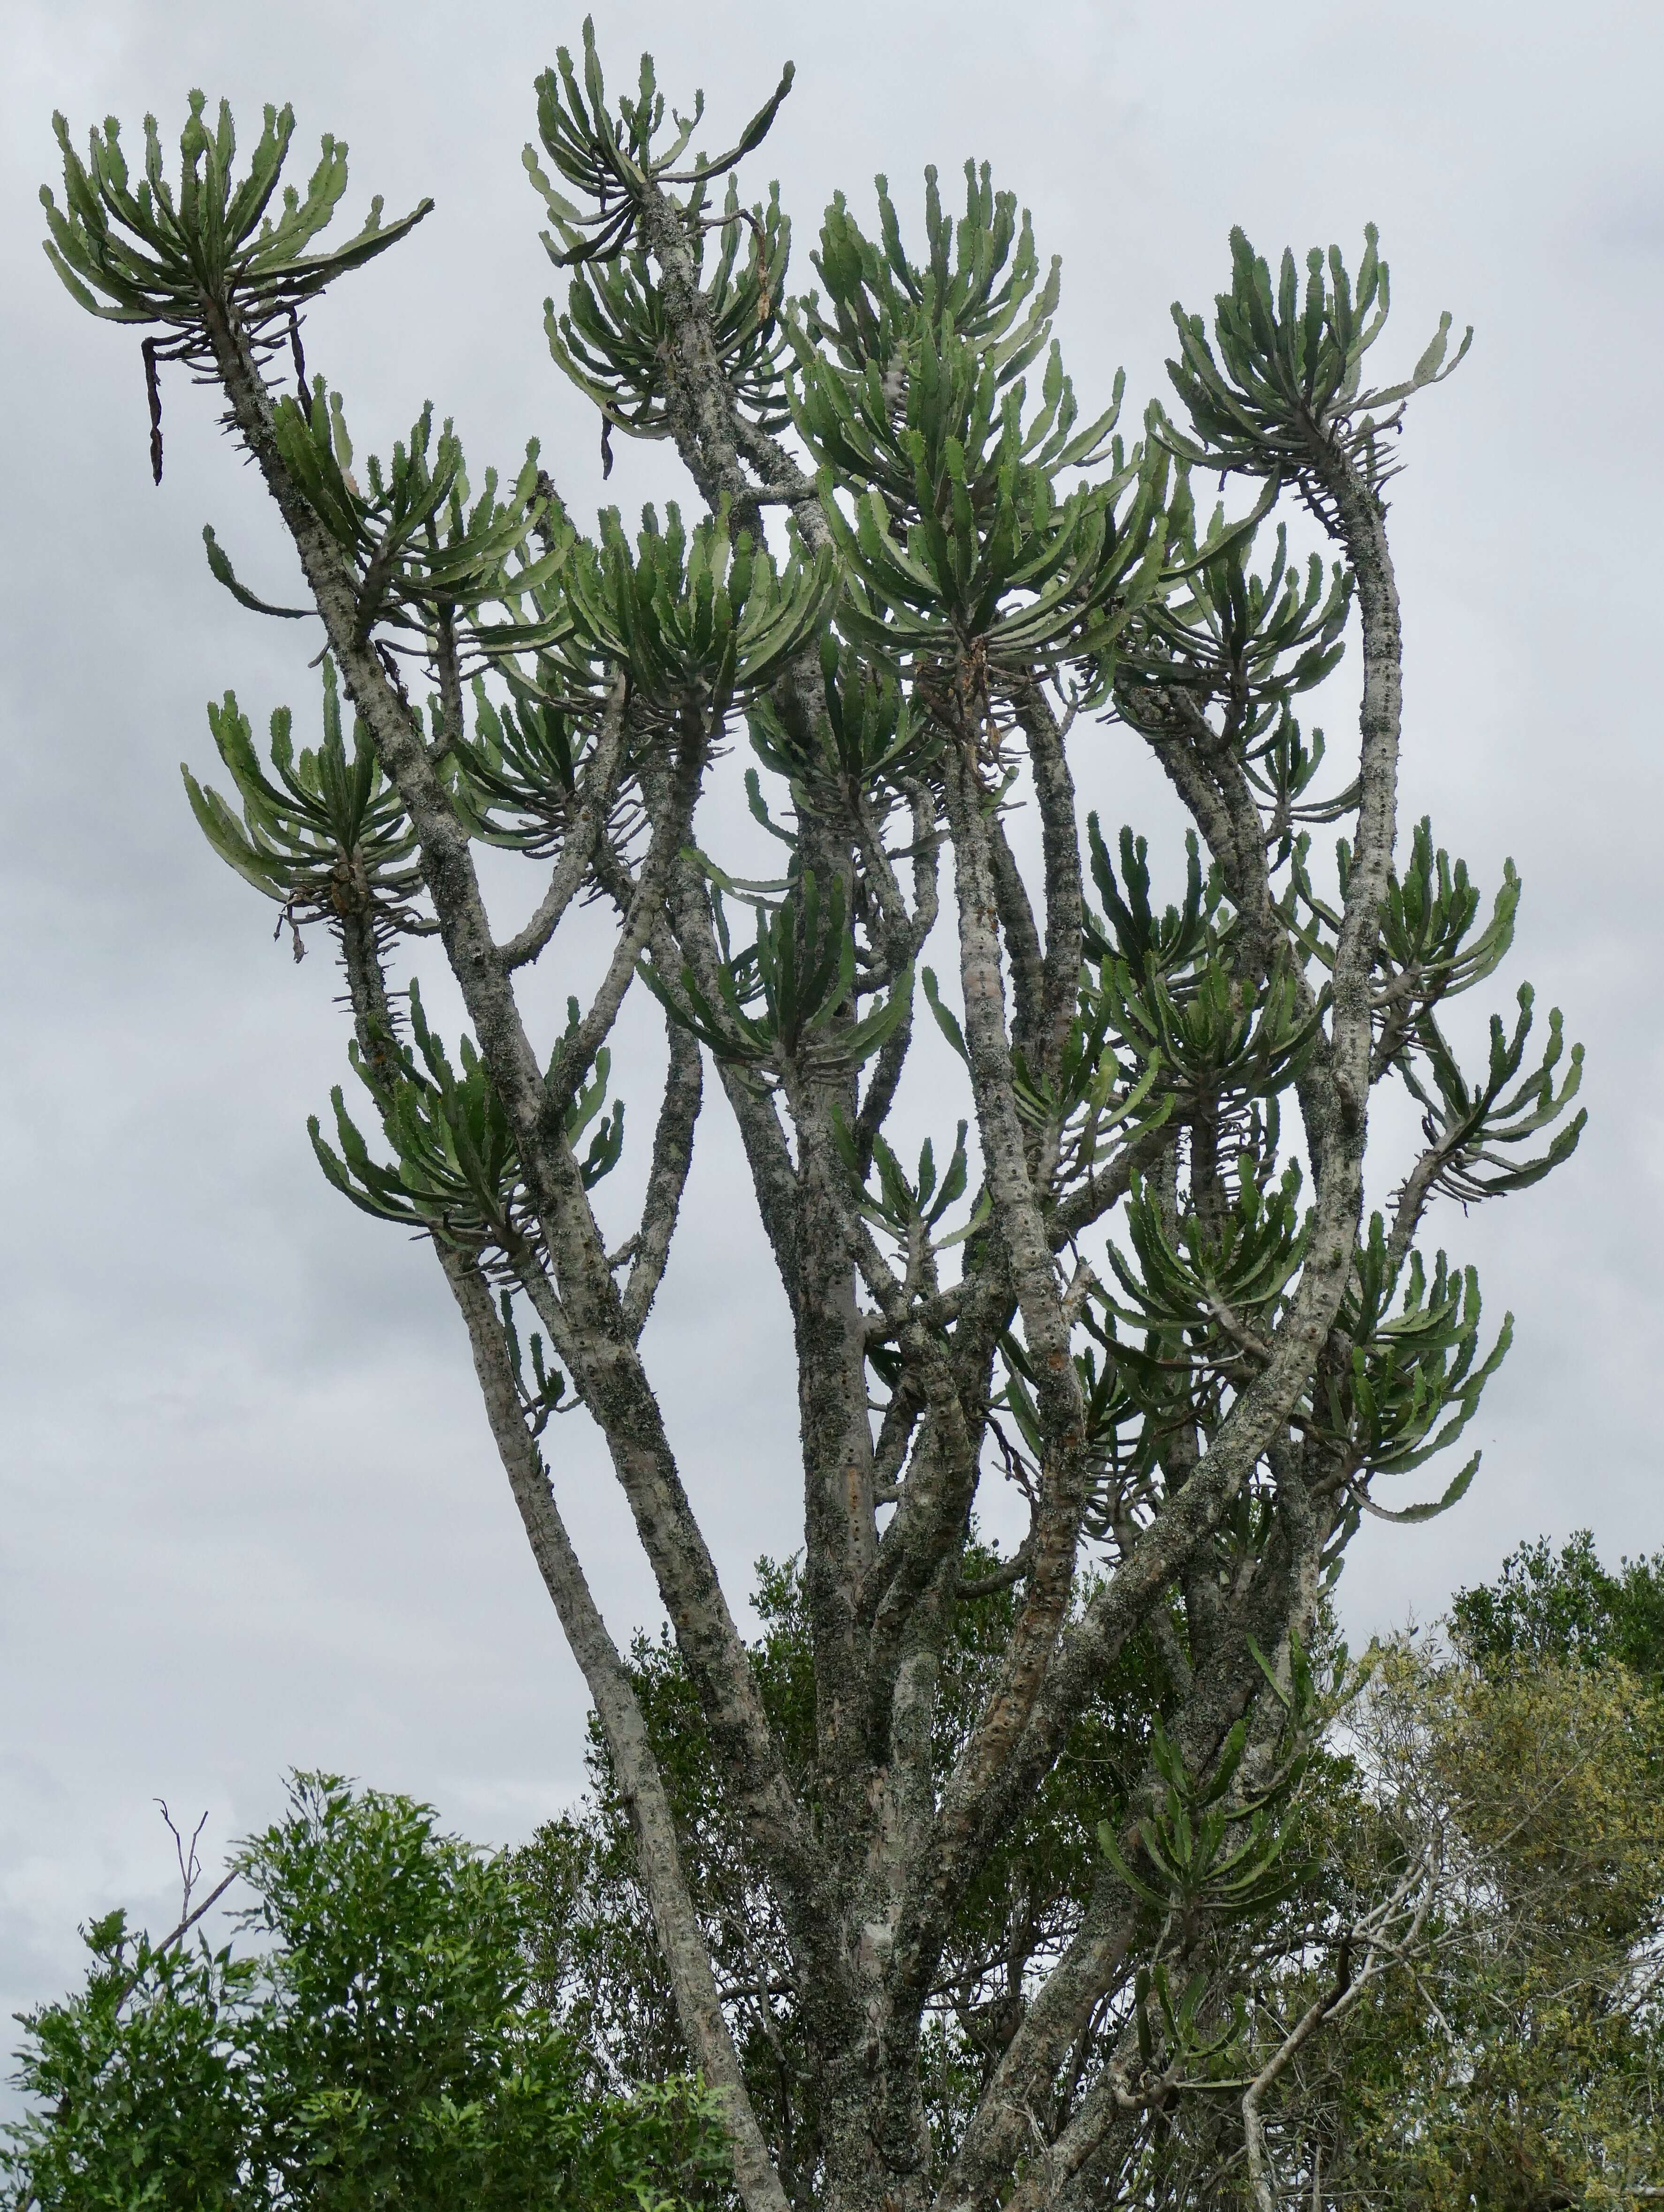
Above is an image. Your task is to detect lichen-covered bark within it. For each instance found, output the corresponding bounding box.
[62,94,1557,2207]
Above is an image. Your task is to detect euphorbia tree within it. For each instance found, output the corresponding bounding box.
[42,29,1583,2212]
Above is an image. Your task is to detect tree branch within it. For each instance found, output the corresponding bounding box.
[437,1246,792,2212]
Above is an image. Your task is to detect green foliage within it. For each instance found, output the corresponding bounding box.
[566,504,836,719]
[1320,1230,1510,1514]
[641,867,912,1079]
[2,1776,728,2212]
[1080,1633,1376,2138]
[1452,1526,1664,1686]
[1126,507,1351,720]
[1157,223,1472,490]
[523,22,797,437]
[1102,1159,1309,1355]
[310,984,623,1262]
[747,631,939,816]
[834,1116,987,1252]
[1290,815,1587,1196]
[271,393,572,653]
[46,76,1583,1541]
[1107,1539,1664,2210]
[1401,986,1586,1202]
[511,1535,1664,2211]
[1306,1642,1664,2209]
[801,160,1055,383]
[183,658,421,920]
[1097,1709,1315,1934]
[450,675,616,856]
[525,20,794,266]
[543,176,793,441]
[40,96,429,329]
[2,1912,257,2208]
[791,164,1168,678]
[1375,815,1521,1011]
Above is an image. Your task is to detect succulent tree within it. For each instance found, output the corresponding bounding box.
[42,30,1583,2212]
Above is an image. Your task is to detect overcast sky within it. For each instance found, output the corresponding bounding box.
[2,0,1659,2086]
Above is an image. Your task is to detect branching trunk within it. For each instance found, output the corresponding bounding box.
[47,59,1579,2212]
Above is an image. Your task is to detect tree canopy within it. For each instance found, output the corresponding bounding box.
[1,1776,727,2211]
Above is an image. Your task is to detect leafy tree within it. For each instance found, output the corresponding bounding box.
[1451,1527,1664,1684]
[1,1776,727,2210]
[1145,1541,1664,2209]
[41,26,1586,2210]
